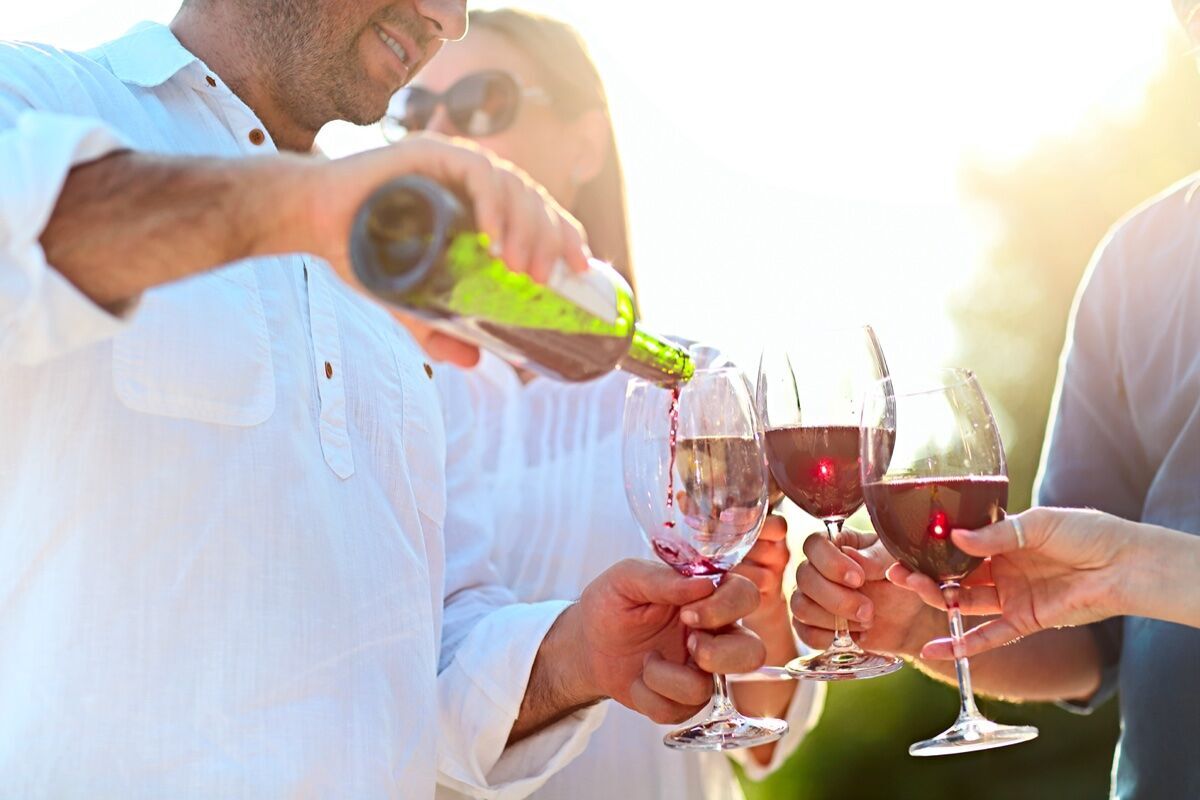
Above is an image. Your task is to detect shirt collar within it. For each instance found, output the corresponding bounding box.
[93,21,198,89]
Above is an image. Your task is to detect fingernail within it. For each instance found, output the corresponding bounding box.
[846,571,863,588]
[680,610,699,626]
[687,633,697,653]
[857,604,872,622]
[489,240,503,258]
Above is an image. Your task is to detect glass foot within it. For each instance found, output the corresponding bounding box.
[664,713,788,751]
[909,716,1038,756]
[784,645,903,681]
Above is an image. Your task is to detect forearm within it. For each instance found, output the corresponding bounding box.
[1126,523,1200,628]
[508,603,603,745]
[912,625,1102,703]
[40,150,314,308]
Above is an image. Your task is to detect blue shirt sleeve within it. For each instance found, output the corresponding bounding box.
[1035,223,1149,712]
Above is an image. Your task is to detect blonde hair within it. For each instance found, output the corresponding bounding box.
[468,9,636,292]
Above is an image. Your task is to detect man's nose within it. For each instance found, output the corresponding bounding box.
[414,0,467,41]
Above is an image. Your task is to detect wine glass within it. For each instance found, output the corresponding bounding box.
[623,367,789,750]
[860,368,1039,755]
[757,326,903,680]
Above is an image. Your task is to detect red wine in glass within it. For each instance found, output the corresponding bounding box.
[862,476,1007,583]
[861,369,1037,756]
[766,425,895,521]
[758,328,903,681]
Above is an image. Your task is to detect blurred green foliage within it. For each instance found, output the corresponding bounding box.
[740,36,1200,800]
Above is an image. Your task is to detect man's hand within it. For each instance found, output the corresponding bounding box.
[306,133,593,367]
[510,559,765,742]
[307,133,590,284]
[789,528,943,659]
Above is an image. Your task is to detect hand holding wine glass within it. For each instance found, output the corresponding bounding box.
[888,507,1200,659]
[566,559,766,724]
[757,326,902,680]
[623,367,789,750]
[790,527,945,659]
[860,368,1038,756]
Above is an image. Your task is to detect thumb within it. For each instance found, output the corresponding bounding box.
[423,331,481,368]
[951,516,1025,558]
[610,559,716,607]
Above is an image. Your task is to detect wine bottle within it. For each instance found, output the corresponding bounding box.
[349,176,694,384]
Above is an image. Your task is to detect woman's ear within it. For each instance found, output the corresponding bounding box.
[566,108,610,186]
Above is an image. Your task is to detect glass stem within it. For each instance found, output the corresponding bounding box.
[707,574,737,719]
[826,519,856,651]
[941,581,983,720]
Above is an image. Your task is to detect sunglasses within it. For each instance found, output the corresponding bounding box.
[383,70,551,141]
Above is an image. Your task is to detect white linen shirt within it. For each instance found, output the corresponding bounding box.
[0,22,603,799]
[439,352,825,800]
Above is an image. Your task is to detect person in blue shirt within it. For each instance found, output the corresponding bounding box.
[789,3,1200,796]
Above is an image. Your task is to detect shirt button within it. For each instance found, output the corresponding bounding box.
[325,361,334,379]
[205,75,216,87]
[248,128,266,146]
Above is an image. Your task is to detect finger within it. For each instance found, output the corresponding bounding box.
[642,652,712,707]
[902,571,948,610]
[951,517,1026,558]
[950,585,1001,616]
[501,174,539,276]
[793,623,835,651]
[789,591,868,632]
[920,618,1025,660]
[960,559,994,588]
[687,628,766,675]
[730,562,775,596]
[802,533,865,588]
[842,541,896,580]
[627,676,705,725]
[557,212,591,274]
[885,563,946,609]
[678,573,758,629]
[740,537,789,573]
[832,527,879,551]
[527,191,562,284]
[757,514,787,543]
[422,331,480,367]
[795,560,873,623]
[459,151,505,255]
[610,559,715,607]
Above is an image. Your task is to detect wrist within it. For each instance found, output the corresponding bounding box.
[247,153,324,259]
[540,602,606,709]
[1122,524,1200,626]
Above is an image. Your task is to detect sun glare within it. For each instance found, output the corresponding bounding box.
[7,0,1182,374]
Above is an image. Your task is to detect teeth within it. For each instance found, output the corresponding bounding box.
[374,25,409,65]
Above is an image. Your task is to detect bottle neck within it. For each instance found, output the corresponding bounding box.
[618,326,695,385]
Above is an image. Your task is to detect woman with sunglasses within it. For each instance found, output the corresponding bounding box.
[387,10,823,800]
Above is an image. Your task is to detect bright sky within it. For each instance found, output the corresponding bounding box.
[6,1,1184,374]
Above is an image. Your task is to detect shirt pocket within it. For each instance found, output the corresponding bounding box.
[111,263,275,426]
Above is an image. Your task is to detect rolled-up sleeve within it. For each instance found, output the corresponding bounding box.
[0,111,133,364]
[1,40,142,364]
[437,601,607,800]
[434,367,605,799]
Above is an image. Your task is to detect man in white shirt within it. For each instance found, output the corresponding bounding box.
[0,1,768,797]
